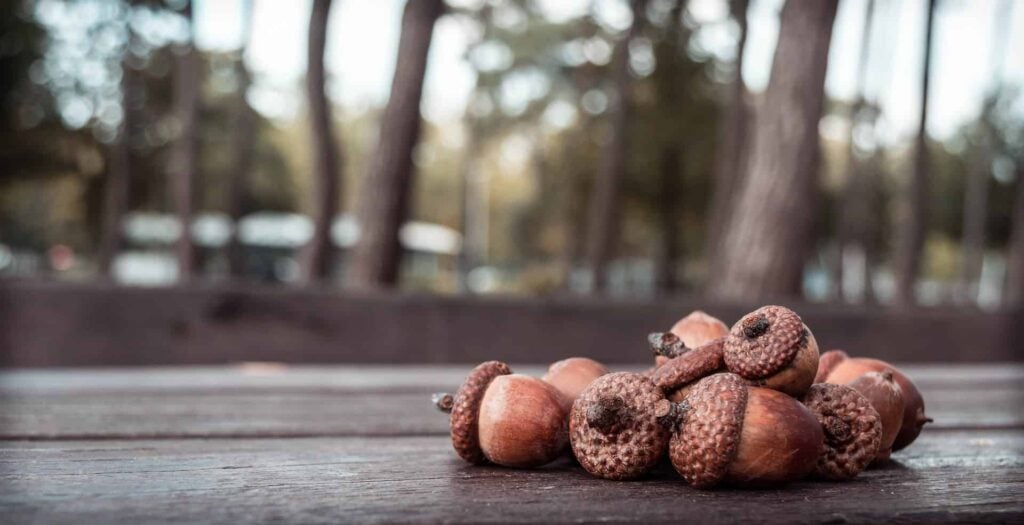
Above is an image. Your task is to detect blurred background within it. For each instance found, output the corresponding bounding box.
[1,0,1023,365]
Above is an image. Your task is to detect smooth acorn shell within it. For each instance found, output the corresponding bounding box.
[478,375,568,468]
[847,371,905,459]
[542,357,609,412]
[825,358,928,451]
[727,387,823,485]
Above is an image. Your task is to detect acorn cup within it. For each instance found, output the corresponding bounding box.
[723,305,820,397]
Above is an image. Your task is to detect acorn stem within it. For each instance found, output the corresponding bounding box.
[432,392,454,413]
[742,314,770,339]
[587,395,627,432]
[648,332,690,359]
[655,399,689,432]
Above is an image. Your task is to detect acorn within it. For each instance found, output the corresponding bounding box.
[847,370,905,463]
[569,372,678,480]
[542,357,609,412]
[818,354,931,451]
[669,373,824,489]
[723,305,819,397]
[802,383,882,480]
[655,311,729,367]
[649,337,726,402]
[434,361,568,468]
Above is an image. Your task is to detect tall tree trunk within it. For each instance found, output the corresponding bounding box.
[457,121,484,293]
[1006,165,1024,306]
[958,120,991,304]
[654,145,681,295]
[831,0,876,301]
[707,0,839,301]
[706,0,750,275]
[346,0,443,291]
[97,55,134,278]
[171,0,200,282]
[583,0,645,294]
[226,0,255,279]
[300,0,342,284]
[893,0,936,307]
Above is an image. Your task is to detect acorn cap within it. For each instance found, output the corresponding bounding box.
[802,383,882,480]
[650,338,725,395]
[814,349,850,383]
[669,373,748,489]
[446,361,512,464]
[569,372,672,480]
[724,305,808,381]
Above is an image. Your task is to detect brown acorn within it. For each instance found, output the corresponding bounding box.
[847,370,904,463]
[434,361,568,468]
[655,311,729,367]
[669,373,824,489]
[542,357,609,412]
[815,349,849,383]
[569,372,677,480]
[649,337,726,402]
[819,355,931,451]
[723,305,820,397]
[802,383,882,480]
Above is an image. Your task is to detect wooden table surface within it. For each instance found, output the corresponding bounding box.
[1,364,1022,523]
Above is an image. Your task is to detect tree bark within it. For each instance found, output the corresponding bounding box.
[707,0,839,301]
[300,0,342,284]
[1006,165,1024,306]
[958,118,991,304]
[831,0,876,301]
[457,121,485,293]
[226,0,255,278]
[653,145,681,295]
[582,0,645,294]
[706,0,749,274]
[346,0,443,291]
[97,56,134,278]
[893,0,936,307]
[170,0,200,282]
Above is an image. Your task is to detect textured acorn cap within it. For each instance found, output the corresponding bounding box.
[650,338,725,395]
[814,349,850,383]
[802,383,882,480]
[669,373,748,489]
[724,306,808,380]
[448,361,512,464]
[569,372,672,480]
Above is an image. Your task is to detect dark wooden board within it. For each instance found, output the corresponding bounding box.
[3,281,1022,366]
[1,365,1020,439]
[1,430,1021,524]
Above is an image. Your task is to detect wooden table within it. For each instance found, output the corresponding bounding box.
[1,364,1021,523]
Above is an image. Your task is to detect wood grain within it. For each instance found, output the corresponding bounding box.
[1,365,1019,439]
[0,431,1021,524]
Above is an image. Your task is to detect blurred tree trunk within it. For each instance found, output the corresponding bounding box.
[707,0,838,301]
[958,118,991,304]
[653,145,681,295]
[226,0,255,279]
[706,0,749,274]
[457,121,484,292]
[1006,165,1024,306]
[170,0,200,282]
[830,0,875,301]
[583,0,645,294]
[346,0,444,291]
[893,0,936,307]
[300,0,341,284]
[97,53,135,278]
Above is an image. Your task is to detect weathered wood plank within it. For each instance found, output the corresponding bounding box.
[1,366,1019,439]
[3,281,1021,366]
[0,431,1021,524]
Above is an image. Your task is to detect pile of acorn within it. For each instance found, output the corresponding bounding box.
[432,305,932,488]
